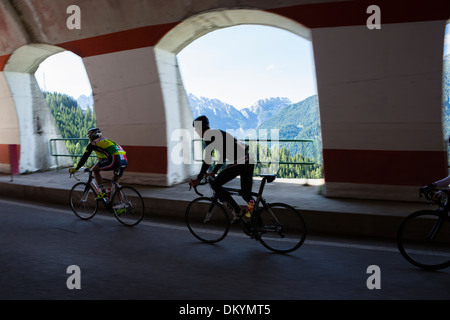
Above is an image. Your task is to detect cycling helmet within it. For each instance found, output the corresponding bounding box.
[87,127,102,139]
[193,115,210,131]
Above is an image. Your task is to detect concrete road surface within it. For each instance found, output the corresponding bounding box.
[1,196,449,306]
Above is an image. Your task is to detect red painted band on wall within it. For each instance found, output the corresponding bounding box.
[0,144,10,164]
[323,149,448,186]
[267,0,450,29]
[58,22,179,58]
[0,54,11,71]
[0,144,20,174]
[122,145,167,175]
[1,144,167,175]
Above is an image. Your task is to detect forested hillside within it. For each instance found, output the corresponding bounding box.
[257,95,321,161]
[44,92,97,166]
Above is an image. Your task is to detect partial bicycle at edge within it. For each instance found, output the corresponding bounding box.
[397,186,450,270]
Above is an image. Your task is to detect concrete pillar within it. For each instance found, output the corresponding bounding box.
[312,20,448,200]
[154,47,196,185]
[0,72,20,173]
[3,44,72,173]
[83,46,172,185]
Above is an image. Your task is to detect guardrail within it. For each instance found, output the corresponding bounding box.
[50,138,319,172]
[192,138,318,166]
[49,138,95,170]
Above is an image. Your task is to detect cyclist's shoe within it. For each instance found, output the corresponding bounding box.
[115,208,126,215]
[230,208,245,224]
[96,192,107,200]
[68,167,77,174]
[223,201,243,224]
[113,203,126,215]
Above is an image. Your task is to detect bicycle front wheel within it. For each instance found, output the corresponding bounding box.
[185,197,230,243]
[397,210,450,270]
[255,202,306,253]
[69,182,98,220]
[111,186,145,226]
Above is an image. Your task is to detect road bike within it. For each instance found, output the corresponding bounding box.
[397,187,450,270]
[69,167,145,226]
[186,174,307,253]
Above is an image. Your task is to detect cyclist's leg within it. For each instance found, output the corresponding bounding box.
[113,155,128,184]
[211,164,241,213]
[94,157,115,196]
[92,162,104,187]
[240,163,254,203]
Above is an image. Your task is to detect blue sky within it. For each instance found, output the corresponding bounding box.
[445,23,450,57]
[177,25,317,110]
[36,23,450,107]
[35,51,92,99]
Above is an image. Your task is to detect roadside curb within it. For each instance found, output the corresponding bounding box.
[0,179,406,240]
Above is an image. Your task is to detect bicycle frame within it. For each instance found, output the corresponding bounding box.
[204,176,283,228]
[420,188,450,242]
[186,174,307,253]
[425,209,448,242]
[73,168,121,209]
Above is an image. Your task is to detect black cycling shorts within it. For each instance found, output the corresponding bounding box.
[96,154,128,177]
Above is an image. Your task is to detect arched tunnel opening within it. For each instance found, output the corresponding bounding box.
[176,24,322,180]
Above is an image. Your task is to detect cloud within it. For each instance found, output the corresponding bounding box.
[264,64,275,71]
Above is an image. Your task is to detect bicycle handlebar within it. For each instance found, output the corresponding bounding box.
[189,179,209,197]
[70,167,91,181]
[419,186,449,207]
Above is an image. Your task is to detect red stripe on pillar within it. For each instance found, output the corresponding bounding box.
[0,54,11,71]
[267,0,450,29]
[58,22,179,58]
[0,144,20,174]
[123,145,167,175]
[323,149,448,186]
[0,144,10,164]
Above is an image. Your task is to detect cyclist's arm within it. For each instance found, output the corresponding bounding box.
[433,175,450,188]
[212,163,224,175]
[196,137,220,180]
[75,143,94,170]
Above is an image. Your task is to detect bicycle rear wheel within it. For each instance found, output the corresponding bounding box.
[255,202,306,253]
[111,186,145,226]
[185,197,230,243]
[397,210,450,270]
[69,182,98,220]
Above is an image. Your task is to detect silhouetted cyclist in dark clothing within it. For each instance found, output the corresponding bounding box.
[189,115,255,222]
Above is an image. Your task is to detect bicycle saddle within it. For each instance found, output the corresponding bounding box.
[259,174,276,183]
